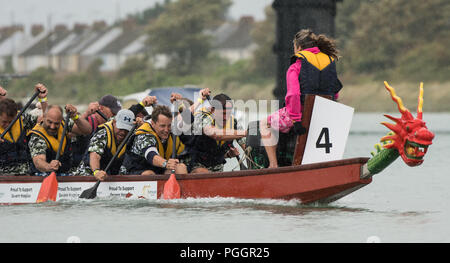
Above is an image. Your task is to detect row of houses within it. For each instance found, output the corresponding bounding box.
[0,16,257,74]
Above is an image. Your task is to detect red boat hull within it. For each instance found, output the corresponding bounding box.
[0,157,370,205]
[173,157,371,204]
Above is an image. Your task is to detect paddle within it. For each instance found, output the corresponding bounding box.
[0,90,40,140]
[79,124,137,199]
[96,110,108,121]
[163,103,181,199]
[227,143,248,171]
[36,113,71,203]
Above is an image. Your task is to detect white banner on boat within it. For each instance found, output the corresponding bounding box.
[0,181,158,204]
[302,96,354,165]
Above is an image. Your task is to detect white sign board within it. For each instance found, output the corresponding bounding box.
[0,181,158,204]
[301,96,354,165]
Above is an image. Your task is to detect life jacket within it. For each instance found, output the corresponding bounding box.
[291,49,343,105]
[122,122,184,174]
[27,120,72,173]
[72,114,98,167]
[187,110,236,167]
[0,116,31,166]
[81,120,127,175]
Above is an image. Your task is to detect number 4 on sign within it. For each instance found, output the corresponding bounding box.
[301,96,353,165]
[316,128,332,153]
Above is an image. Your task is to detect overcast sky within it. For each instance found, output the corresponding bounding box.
[0,0,274,31]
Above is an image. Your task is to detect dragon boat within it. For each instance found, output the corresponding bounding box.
[0,82,434,205]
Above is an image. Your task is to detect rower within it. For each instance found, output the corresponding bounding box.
[0,84,48,175]
[71,95,155,169]
[28,104,92,176]
[70,94,122,168]
[185,93,247,173]
[121,105,187,175]
[170,88,211,149]
[73,109,136,180]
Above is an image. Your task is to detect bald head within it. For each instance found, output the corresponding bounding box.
[43,105,63,136]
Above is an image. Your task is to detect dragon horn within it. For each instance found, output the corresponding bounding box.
[381,121,400,133]
[417,82,424,120]
[384,81,413,120]
[383,114,401,124]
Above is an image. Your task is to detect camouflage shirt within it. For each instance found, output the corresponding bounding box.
[0,112,38,175]
[72,127,108,176]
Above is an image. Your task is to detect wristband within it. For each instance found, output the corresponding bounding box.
[93,169,100,176]
[72,114,79,121]
[38,97,48,102]
[139,101,145,107]
[197,98,204,104]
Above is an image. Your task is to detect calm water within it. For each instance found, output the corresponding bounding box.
[1,113,449,243]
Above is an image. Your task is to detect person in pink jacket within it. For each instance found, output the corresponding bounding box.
[260,29,341,168]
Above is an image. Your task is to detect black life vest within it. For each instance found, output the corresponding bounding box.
[72,115,98,168]
[122,122,184,174]
[187,111,236,167]
[291,50,343,105]
[28,120,72,173]
[0,116,31,166]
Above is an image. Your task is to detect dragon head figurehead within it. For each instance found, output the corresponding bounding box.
[380,81,435,167]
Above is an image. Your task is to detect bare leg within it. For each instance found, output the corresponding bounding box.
[259,118,278,168]
[141,170,156,176]
[191,167,210,174]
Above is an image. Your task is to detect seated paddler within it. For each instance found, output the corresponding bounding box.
[70,95,155,170]
[120,105,187,175]
[73,109,137,180]
[28,104,92,176]
[185,93,247,173]
[0,84,48,175]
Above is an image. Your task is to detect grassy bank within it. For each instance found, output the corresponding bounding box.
[339,81,450,112]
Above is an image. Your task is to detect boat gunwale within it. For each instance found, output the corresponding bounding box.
[0,157,369,183]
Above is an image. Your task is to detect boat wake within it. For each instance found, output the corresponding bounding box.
[54,196,361,214]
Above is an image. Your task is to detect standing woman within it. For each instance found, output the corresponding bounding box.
[260,29,342,168]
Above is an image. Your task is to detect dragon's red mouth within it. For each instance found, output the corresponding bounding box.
[404,140,429,160]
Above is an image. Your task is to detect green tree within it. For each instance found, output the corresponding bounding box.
[129,0,171,25]
[248,6,277,79]
[146,0,232,75]
[341,0,450,81]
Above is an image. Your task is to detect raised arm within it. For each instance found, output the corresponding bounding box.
[0,86,6,99]
[203,124,247,141]
[66,104,92,135]
[35,83,48,114]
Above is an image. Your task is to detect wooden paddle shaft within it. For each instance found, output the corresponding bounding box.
[96,110,108,121]
[55,114,71,161]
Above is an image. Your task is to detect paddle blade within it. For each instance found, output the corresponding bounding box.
[36,172,58,203]
[163,173,180,200]
[79,181,100,199]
